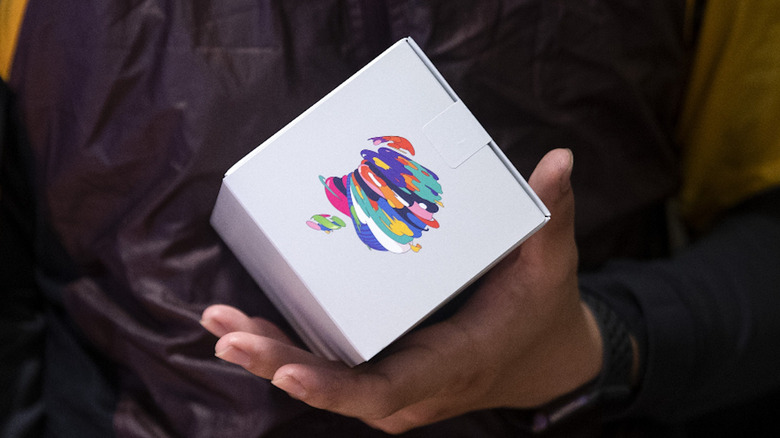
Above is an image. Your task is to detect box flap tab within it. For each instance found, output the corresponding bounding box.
[424,100,492,168]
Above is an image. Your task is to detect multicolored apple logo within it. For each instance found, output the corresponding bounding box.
[311,136,443,253]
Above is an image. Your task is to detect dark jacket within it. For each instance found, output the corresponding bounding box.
[2,1,779,437]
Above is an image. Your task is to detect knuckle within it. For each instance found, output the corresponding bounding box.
[362,401,400,421]
[359,376,405,419]
[378,407,441,434]
[399,408,437,427]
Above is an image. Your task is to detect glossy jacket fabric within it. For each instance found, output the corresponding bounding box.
[6,0,772,436]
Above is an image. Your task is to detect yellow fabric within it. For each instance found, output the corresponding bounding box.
[678,1,780,230]
[0,0,29,81]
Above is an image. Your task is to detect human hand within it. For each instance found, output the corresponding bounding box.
[201,148,603,434]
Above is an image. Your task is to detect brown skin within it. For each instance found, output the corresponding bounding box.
[201,148,609,434]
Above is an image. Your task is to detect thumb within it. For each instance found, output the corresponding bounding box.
[523,148,576,261]
[528,148,574,216]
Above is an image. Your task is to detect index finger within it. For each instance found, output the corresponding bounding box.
[271,320,475,420]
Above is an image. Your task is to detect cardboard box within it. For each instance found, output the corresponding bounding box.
[211,38,550,366]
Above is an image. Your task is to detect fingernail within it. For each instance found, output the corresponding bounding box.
[561,148,574,193]
[215,345,251,368]
[272,375,307,400]
[200,318,228,336]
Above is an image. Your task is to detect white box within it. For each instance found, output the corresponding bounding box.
[211,38,550,366]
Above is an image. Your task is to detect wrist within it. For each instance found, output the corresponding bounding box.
[530,293,637,432]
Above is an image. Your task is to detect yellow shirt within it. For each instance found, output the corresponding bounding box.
[678,0,780,230]
[0,0,28,81]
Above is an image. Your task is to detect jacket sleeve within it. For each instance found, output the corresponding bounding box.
[0,78,45,437]
[580,184,780,423]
